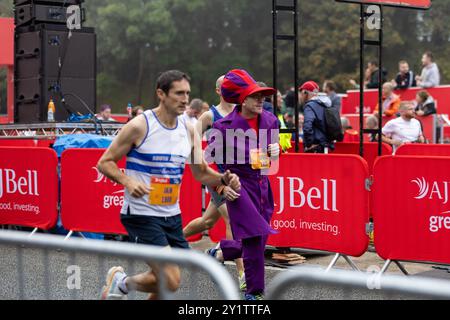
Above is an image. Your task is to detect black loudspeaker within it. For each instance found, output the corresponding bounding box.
[15,3,85,28]
[14,0,84,6]
[15,24,96,123]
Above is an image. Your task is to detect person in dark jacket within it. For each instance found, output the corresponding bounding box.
[415,90,436,116]
[393,60,416,90]
[323,80,341,113]
[366,61,388,89]
[349,61,387,90]
[300,81,334,153]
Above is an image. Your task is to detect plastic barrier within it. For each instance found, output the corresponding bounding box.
[0,139,55,148]
[60,149,202,241]
[0,18,14,124]
[268,154,369,256]
[286,142,392,174]
[396,143,450,156]
[343,114,437,144]
[342,86,450,115]
[179,163,203,242]
[0,147,58,230]
[61,149,127,235]
[373,156,450,265]
[211,154,370,257]
[332,142,392,174]
[0,140,37,147]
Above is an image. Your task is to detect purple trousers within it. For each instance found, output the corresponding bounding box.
[221,236,268,295]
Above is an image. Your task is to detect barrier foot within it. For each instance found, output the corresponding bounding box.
[77,232,87,240]
[325,253,341,273]
[379,260,409,275]
[380,260,392,274]
[394,261,409,275]
[343,255,360,271]
[28,228,38,237]
[325,253,360,272]
[64,231,74,241]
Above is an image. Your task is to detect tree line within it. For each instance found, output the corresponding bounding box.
[1,0,449,112]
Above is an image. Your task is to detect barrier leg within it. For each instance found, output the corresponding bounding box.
[64,231,74,241]
[325,253,341,273]
[326,253,360,272]
[343,255,360,271]
[77,232,86,240]
[380,260,392,274]
[394,261,409,275]
[379,260,408,275]
[28,228,38,237]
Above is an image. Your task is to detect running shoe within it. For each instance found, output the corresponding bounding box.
[100,266,128,300]
[205,243,224,264]
[238,272,247,292]
[244,293,264,300]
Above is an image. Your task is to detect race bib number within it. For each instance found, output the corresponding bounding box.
[149,177,180,206]
[250,148,270,170]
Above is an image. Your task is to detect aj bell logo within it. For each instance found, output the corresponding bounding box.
[276,177,338,214]
[0,169,39,199]
[412,177,450,204]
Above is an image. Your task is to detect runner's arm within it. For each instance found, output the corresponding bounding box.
[195,110,213,137]
[97,116,151,197]
[187,122,240,192]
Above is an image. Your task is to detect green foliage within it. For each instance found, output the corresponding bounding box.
[0,0,449,111]
[0,0,12,17]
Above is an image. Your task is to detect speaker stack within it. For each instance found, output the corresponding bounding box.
[14,0,97,123]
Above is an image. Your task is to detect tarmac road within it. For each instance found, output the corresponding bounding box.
[0,235,448,300]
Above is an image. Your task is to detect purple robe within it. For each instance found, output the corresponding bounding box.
[211,107,279,240]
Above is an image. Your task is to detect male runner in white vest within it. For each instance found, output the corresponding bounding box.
[97,70,240,300]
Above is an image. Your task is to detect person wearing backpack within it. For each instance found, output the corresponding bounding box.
[300,81,343,153]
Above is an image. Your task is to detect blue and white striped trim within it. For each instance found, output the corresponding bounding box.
[126,162,185,176]
[127,150,186,164]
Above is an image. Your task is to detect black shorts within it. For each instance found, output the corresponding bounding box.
[121,213,189,249]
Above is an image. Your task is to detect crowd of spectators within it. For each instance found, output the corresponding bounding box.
[97,51,443,151]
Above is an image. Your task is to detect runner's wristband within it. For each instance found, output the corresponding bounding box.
[216,185,226,196]
[221,176,228,186]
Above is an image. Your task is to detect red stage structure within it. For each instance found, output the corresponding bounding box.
[0,18,14,124]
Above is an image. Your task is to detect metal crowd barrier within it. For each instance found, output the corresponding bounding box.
[266,267,450,300]
[0,231,240,300]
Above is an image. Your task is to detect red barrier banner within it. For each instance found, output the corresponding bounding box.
[0,139,55,148]
[210,154,370,256]
[373,156,450,264]
[343,114,436,144]
[336,0,431,9]
[179,165,203,242]
[0,18,13,66]
[61,149,202,240]
[342,86,450,115]
[396,143,450,156]
[61,149,127,235]
[0,140,37,147]
[267,154,370,256]
[333,142,392,174]
[286,142,391,173]
[0,147,58,230]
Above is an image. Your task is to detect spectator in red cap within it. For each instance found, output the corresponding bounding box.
[299,81,335,153]
[206,69,280,300]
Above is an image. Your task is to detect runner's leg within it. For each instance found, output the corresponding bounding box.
[242,236,267,296]
[217,205,245,275]
[183,201,221,238]
[125,261,181,294]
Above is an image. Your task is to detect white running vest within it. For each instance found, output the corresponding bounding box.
[121,110,192,217]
